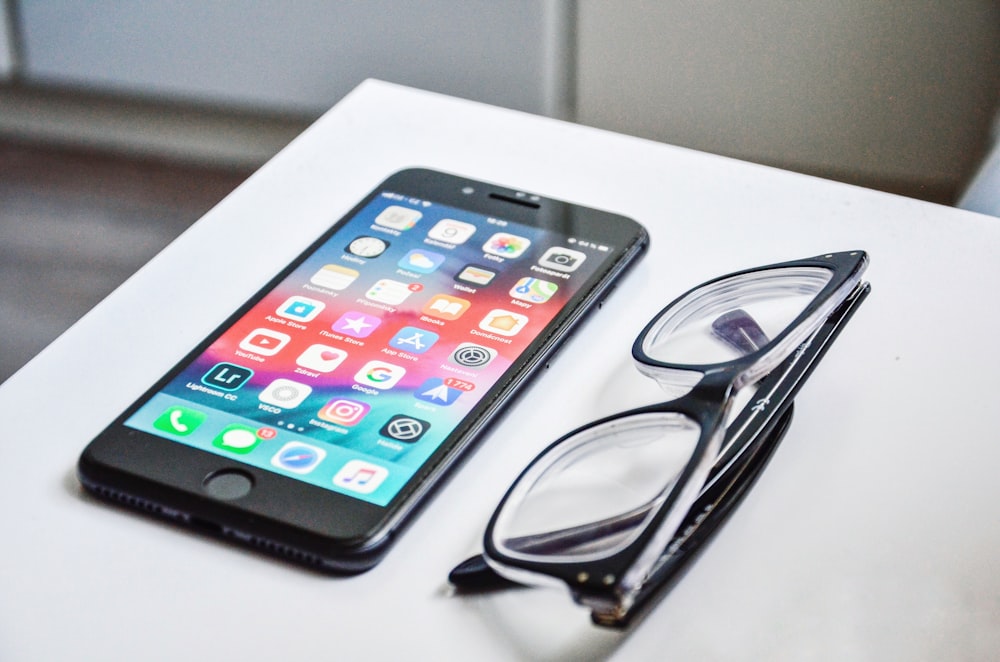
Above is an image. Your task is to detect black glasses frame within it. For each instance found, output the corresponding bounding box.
[614,276,869,627]
[457,251,869,627]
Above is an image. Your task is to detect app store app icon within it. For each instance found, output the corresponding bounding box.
[388,327,439,354]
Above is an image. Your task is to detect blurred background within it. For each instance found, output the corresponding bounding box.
[2,1,999,383]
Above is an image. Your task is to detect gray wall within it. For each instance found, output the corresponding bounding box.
[4,1,998,197]
[16,0,571,116]
[577,1,1000,193]
[0,2,14,78]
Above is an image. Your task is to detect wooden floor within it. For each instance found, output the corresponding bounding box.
[0,141,252,383]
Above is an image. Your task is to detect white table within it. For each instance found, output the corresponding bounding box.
[3,80,998,661]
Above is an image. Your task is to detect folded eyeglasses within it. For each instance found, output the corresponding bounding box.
[449,251,870,628]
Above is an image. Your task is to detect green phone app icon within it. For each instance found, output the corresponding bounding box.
[153,406,207,436]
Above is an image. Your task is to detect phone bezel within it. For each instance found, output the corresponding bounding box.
[77,168,649,571]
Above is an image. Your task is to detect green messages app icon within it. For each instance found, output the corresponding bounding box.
[212,424,262,455]
[153,406,207,436]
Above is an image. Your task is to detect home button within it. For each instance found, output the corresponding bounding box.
[203,469,254,500]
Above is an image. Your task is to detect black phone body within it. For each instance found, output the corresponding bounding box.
[78,168,648,572]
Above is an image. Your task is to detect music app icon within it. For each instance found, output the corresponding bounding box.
[332,460,388,495]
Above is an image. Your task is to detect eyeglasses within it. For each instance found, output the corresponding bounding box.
[449,251,870,628]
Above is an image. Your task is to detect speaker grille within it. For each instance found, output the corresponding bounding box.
[488,192,540,209]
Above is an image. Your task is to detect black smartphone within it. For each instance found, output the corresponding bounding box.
[78,168,648,572]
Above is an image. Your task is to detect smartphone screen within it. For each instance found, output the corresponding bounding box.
[80,169,647,569]
[124,191,619,506]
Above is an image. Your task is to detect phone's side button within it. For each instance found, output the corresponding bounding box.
[203,470,254,500]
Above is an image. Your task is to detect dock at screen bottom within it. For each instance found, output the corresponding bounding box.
[126,393,416,506]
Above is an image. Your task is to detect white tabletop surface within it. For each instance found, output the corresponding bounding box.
[2,80,999,661]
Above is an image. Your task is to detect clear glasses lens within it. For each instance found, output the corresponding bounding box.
[491,413,701,564]
[641,266,833,366]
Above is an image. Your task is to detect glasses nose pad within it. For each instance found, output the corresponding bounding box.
[711,308,771,354]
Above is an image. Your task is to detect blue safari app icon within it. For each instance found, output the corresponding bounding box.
[271,441,326,474]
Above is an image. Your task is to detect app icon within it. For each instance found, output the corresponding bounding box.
[271,441,326,474]
[422,294,471,320]
[456,264,496,287]
[380,414,431,443]
[239,328,291,356]
[212,424,262,454]
[332,311,382,338]
[296,344,348,373]
[153,406,207,436]
[428,219,476,244]
[510,277,558,304]
[415,377,473,406]
[333,460,388,494]
[388,326,439,354]
[366,279,415,305]
[375,205,421,231]
[449,343,498,370]
[259,378,312,409]
[483,232,531,259]
[479,309,529,336]
[354,361,406,390]
[346,236,388,258]
[201,362,254,391]
[311,264,359,290]
[539,246,587,272]
[398,249,445,274]
[276,295,325,322]
[318,398,371,426]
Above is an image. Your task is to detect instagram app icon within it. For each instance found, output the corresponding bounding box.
[318,398,370,426]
